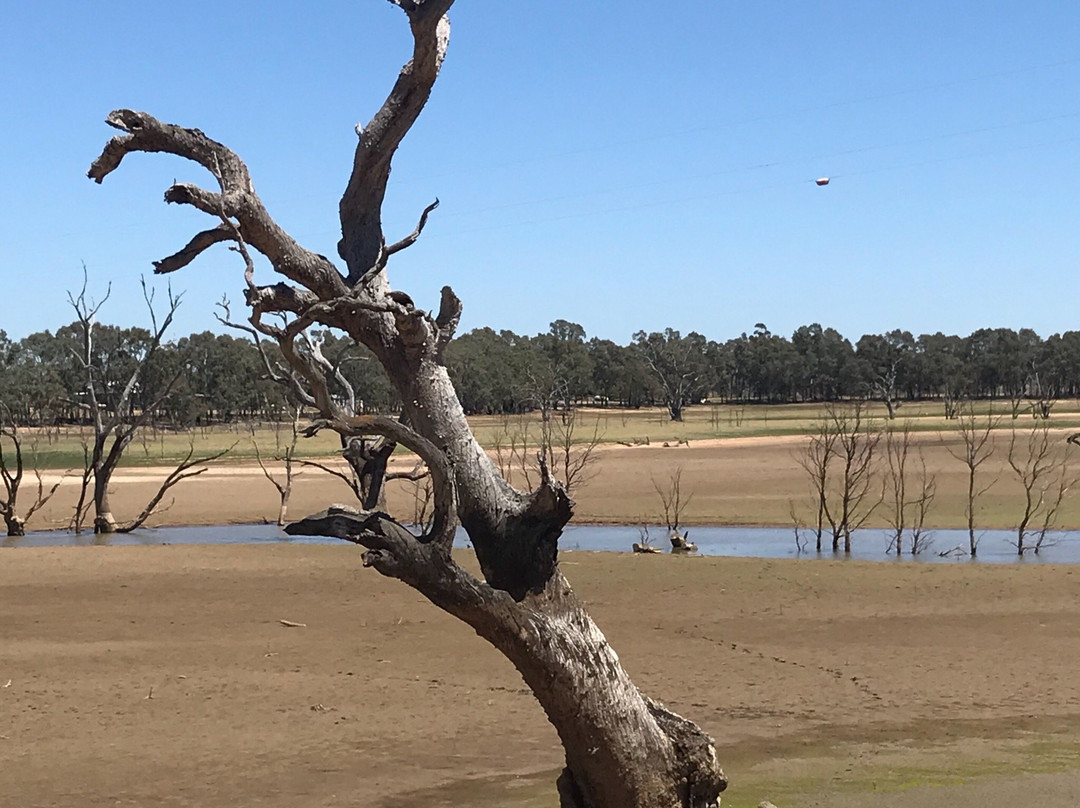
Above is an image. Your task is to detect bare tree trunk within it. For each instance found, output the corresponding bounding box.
[87,3,726,806]
[92,448,122,534]
[1009,421,1077,555]
[884,422,911,555]
[817,403,882,555]
[947,405,998,557]
[290,507,722,808]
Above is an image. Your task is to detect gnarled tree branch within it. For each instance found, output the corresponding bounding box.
[340,5,452,279]
[89,108,349,301]
[305,413,455,547]
[154,224,237,274]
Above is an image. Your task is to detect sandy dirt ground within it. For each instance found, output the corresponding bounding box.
[4,546,1080,807]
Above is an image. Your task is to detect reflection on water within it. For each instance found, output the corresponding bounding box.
[5,522,1080,564]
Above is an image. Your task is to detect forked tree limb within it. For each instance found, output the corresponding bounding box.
[356,197,441,285]
[341,4,452,278]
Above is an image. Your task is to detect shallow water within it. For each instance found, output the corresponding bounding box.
[4,522,1079,564]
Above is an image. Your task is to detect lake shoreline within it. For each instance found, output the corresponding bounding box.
[7,520,1078,565]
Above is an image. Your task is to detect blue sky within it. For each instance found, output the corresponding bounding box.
[2,1,1079,344]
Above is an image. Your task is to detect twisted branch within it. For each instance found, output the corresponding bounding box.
[340,3,452,278]
[88,109,348,300]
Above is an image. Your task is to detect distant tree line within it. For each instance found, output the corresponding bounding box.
[0,326,397,427]
[447,321,1080,420]
[3,317,1080,425]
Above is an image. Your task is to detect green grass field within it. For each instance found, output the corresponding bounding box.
[7,399,1080,470]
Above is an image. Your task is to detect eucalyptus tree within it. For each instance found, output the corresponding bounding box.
[740,324,798,402]
[0,331,66,425]
[445,327,524,414]
[917,332,968,417]
[855,331,916,419]
[178,331,276,422]
[790,323,855,402]
[530,319,594,410]
[88,3,726,806]
[633,328,713,420]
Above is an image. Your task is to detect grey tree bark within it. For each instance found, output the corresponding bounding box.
[87,3,727,806]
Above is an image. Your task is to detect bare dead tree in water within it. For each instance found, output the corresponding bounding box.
[651,466,698,553]
[883,421,937,555]
[120,441,233,533]
[813,403,883,553]
[908,451,937,555]
[946,405,999,557]
[1008,420,1077,555]
[794,418,838,552]
[68,274,230,533]
[251,406,303,526]
[87,3,726,806]
[0,413,67,536]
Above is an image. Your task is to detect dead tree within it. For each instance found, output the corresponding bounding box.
[883,422,909,555]
[633,525,662,554]
[872,358,901,420]
[883,421,936,555]
[1028,367,1054,420]
[69,275,229,533]
[252,406,303,526]
[651,467,697,554]
[946,404,999,557]
[907,450,937,555]
[942,384,961,420]
[1007,420,1076,555]
[491,409,602,498]
[793,418,838,552]
[87,4,726,806]
[652,466,693,534]
[819,402,883,553]
[118,441,233,532]
[540,407,604,496]
[0,414,66,536]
